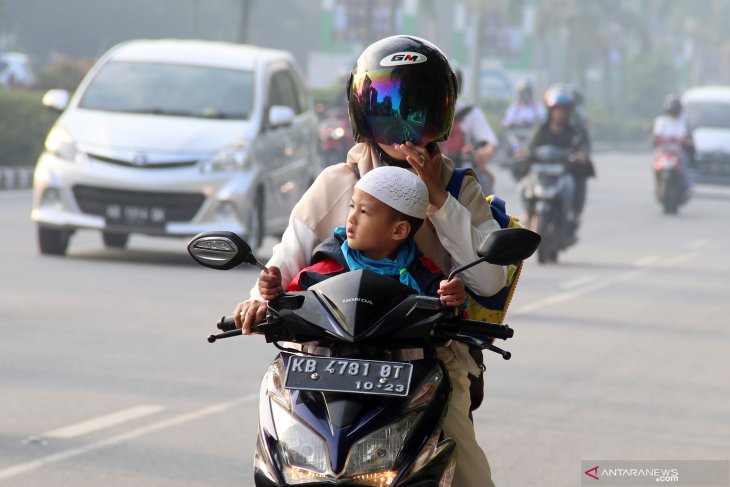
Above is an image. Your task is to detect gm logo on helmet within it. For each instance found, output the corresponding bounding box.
[380,52,428,67]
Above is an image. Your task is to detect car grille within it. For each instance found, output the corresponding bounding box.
[694,153,730,175]
[86,152,200,169]
[72,185,205,221]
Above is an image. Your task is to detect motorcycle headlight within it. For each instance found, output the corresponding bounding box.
[342,411,421,478]
[271,402,330,483]
[45,126,77,162]
[200,142,248,173]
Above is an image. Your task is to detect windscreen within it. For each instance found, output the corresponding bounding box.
[684,101,730,129]
[79,61,254,119]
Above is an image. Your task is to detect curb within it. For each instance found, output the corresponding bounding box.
[0,167,34,190]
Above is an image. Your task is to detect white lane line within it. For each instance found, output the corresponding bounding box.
[0,394,258,482]
[512,251,701,316]
[43,404,165,439]
[558,276,596,291]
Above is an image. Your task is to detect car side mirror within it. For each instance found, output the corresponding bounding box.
[42,89,70,112]
[268,105,295,128]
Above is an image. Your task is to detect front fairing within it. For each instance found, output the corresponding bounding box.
[255,354,453,485]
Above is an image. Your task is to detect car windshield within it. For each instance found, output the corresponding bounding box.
[79,61,254,119]
[684,101,730,130]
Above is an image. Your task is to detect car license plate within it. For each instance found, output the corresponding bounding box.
[284,356,413,397]
[105,204,166,228]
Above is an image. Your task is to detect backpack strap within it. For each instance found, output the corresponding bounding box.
[445,167,474,199]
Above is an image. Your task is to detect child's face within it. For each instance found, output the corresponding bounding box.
[346,188,408,259]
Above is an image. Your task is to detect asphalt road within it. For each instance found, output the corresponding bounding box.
[1,151,729,486]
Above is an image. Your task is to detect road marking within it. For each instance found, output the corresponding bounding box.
[0,394,258,482]
[558,276,596,291]
[512,251,701,316]
[43,404,165,439]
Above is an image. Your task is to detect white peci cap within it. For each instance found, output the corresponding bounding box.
[355,166,429,219]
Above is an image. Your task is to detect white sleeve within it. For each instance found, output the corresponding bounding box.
[249,218,319,300]
[466,108,499,147]
[427,194,507,296]
[503,103,517,126]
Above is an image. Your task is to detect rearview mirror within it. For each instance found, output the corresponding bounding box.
[477,227,541,265]
[268,105,295,128]
[42,89,70,112]
[187,231,265,271]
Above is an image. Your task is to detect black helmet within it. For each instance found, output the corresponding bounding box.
[544,84,575,111]
[347,35,458,145]
[663,94,682,117]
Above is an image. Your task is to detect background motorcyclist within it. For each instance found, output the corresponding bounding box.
[652,93,693,193]
[525,85,594,242]
[440,67,499,193]
[502,79,546,128]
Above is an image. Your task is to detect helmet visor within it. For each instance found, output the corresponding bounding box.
[350,67,455,145]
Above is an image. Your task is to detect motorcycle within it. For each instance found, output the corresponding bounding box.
[652,138,690,214]
[518,145,577,264]
[188,227,540,486]
[503,124,534,170]
[318,107,354,167]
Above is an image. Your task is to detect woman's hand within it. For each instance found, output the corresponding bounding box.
[233,299,269,335]
[438,277,466,307]
[397,142,448,209]
[258,265,282,301]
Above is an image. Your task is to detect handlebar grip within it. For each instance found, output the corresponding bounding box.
[458,320,514,340]
[217,316,237,332]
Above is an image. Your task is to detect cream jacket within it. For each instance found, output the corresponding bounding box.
[252,142,507,301]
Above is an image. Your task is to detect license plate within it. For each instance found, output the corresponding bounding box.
[105,204,166,228]
[284,356,413,397]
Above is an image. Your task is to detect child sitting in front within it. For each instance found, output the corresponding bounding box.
[259,165,465,306]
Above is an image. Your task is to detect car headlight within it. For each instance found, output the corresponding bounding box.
[45,126,77,161]
[342,411,421,478]
[271,402,330,483]
[200,142,248,173]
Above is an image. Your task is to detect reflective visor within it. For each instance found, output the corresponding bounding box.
[350,67,455,145]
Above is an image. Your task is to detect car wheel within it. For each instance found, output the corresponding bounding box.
[38,226,71,256]
[102,231,129,249]
[248,189,265,251]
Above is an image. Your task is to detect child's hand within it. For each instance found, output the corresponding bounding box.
[438,277,465,307]
[258,265,282,301]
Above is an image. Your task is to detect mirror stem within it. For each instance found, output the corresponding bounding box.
[448,257,487,281]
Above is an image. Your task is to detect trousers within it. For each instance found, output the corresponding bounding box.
[438,342,496,487]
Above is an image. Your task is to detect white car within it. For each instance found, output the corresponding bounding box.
[32,39,320,255]
[683,85,730,185]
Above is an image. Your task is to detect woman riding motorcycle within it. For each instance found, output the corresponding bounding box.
[524,85,594,243]
[234,35,508,487]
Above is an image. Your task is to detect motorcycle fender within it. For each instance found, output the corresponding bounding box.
[535,200,550,214]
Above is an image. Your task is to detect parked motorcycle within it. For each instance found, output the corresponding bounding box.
[188,227,540,486]
[652,139,690,214]
[518,144,576,264]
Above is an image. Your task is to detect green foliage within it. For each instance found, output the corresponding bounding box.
[623,50,678,120]
[0,90,58,166]
[588,104,650,143]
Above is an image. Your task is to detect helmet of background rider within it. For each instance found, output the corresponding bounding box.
[570,85,585,106]
[516,79,534,103]
[544,84,575,112]
[663,93,682,117]
[347,35,458,146]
